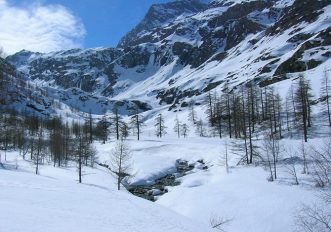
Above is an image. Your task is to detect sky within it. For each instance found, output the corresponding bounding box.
[0,0,172,55]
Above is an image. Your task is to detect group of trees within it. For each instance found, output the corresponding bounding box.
[95,106,144,143]
[153,114,191,138]
[97,70,331,227]
[150,72,329,187]
[186,73,330,167]
[145,73,330,177]
[294,138,331,232]
[1,68,330,188]
[0,103,145,187]
[0,110,96,183]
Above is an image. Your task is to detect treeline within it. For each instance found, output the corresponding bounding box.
[198,75,314,141]
[1,71,330,182]
[94,106,144,143]
[179,73,329,163]
[0,104,146,180]
[147,72,330,171]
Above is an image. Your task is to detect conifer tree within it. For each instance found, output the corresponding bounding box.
[321,68,331,126]
[109,139,132,190]
[174,116,181,138]
[155,114,167,138]
[181,123,189,138]
[130,107,144,140]
[295,75,313,142]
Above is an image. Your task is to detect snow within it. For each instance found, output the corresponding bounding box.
[1,134,324,232]
[6,0,331,120]
[192,6,228,21]
[96,134,327,232]
[273,0,295,9]
[212,0,249,5]
[0,152,213,232]
[1,95,330,232]
[158,166,314,232]
[93,99,331,232]
[4,73,331,230]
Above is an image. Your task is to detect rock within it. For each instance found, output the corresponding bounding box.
[196,159,208,170]
[128,159,198,201]
[197,159,205,164]
[176,159,194,172]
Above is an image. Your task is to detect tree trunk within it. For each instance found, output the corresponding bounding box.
[247,90,253,164]
[326,88,331,126]
[227,95,232,138]
[137,116,140,141]
[302,95,308,142]
[241,88,249,164]
[78,136,82,183]
[325,77,331,126]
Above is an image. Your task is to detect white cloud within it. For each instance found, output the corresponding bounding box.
[0,0,86,55]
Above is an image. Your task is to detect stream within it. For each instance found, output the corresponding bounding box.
[127,159,208,201]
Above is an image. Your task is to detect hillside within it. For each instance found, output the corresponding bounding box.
[1,150,213,232]
[0,57,55,116]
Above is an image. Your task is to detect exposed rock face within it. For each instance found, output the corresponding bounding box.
[267,0,331,36]
[275,26,331,76]
[0,57,54,116]
[117,0,207,48]
[128,174,178,202]
[175,159,195,173]
[0,57,18,77]
[6,48,123,95]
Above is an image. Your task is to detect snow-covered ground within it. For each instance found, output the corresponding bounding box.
[2,95,330,232]
[0,129,328,232]
[2,96,331,232]
[0,150,213,232]
[96,135,325,232]
[1,96,330,232]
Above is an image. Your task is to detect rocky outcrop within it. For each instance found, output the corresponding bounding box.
[275,26,331,76]
[267,0,330,35]
[7,48,123,94]
[118,0,207,48]
[0,57,54,116]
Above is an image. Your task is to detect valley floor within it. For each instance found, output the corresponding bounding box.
[1,135,327,232]
[0,149,212,232]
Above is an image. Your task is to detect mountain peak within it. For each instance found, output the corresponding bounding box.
[117,0,207,48]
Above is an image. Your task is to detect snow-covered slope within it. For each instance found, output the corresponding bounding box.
[1,152,213,232]
[0,57,56,116]
[95,134,326,232]
[118,0,208,48]
[2,131,326,232]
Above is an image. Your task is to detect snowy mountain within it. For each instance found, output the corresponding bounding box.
[5,0,331,115]
[0,57,55,116]
[118,0,208,48]
[5,49,151,115]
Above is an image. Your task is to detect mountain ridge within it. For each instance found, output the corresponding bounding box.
[4,0,331,115]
